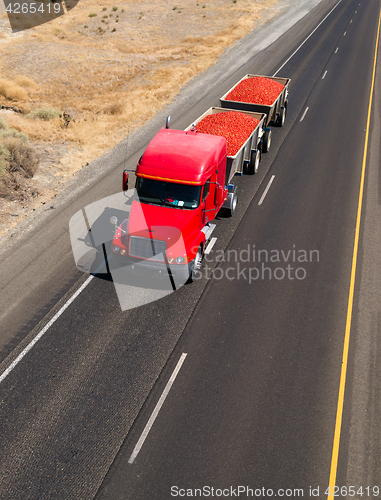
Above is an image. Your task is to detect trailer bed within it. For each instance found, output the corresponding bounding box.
[220,74,290,126]
[185,107,266,183]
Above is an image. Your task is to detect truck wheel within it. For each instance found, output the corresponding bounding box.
[220,185,238,217]
[262,127,272,153]
[225,188,238,217]
[276,106,286,127]
[247,149,261,175]
[188,244,203,283]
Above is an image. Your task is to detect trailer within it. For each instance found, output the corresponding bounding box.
[220,74,291,152]
[185,107,267,177]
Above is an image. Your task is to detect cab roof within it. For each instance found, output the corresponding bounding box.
[136,128,226,185]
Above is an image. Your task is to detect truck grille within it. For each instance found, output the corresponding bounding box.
[129,236,166,262]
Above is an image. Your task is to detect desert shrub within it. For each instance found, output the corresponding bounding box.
[102,102,124,115]
[0,79,28,101]
[0,128,28,142]
[26,107,62,121]
[0,142,10,179]
[2,136,39,176]
[0,129,39,199]
[0,117,9,130]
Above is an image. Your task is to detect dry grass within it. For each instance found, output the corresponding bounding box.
[1,113,64,141]
[0,79,28,101]
[14,75,39,90]
[0,0,281,233]
[102,102,125,115]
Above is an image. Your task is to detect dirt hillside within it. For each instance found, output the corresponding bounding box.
[0,0,281,236]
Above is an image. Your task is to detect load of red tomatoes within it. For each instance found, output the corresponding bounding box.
[195,111,260,156]
[225,76,284,105]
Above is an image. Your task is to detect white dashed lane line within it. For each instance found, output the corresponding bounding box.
[258,175,276,206]
[128,353,188,464]
[300,107,309,122]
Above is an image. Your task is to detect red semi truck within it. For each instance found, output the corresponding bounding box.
[111,123,233,284]
[111,76,290,284]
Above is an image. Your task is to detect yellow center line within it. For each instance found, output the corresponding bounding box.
[327,7,381,499]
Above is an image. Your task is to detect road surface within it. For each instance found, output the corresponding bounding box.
[1,0,381,499]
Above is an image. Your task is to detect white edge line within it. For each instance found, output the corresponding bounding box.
[0,275,94,384]
[128,353,187,464]
[300,106,309,122]
[258,175,275,206]
[205,237,217,255]
[273,0,343,76]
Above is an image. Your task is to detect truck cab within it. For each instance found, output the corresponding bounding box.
[111,127,229,284]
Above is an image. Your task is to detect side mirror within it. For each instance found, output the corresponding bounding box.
[214,186,224,206]
[122,171,128,191]
[110,216,118,232]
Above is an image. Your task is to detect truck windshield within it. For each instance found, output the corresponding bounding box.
[136,177,202,209]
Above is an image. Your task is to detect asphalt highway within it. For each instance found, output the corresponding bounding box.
[1,0,381,498]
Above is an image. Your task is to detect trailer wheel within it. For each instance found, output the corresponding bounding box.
[247,148,261,175]
[262,127,272,153]
[276,105,286,127]
[188,244,203,283]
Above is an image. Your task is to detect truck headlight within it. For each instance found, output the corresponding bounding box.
[176,256,185,264]
[113,245,120,253]
[120,248,127,256]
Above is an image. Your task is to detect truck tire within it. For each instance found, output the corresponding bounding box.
[247,148,261,175]
[225,188,238,217]
[276,105,286,127]
[262,127,272,153]
[188,244,203,283]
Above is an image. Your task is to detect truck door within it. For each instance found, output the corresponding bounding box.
[201,177,215,225]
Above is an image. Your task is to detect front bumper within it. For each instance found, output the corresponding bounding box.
[110,252,194,283]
